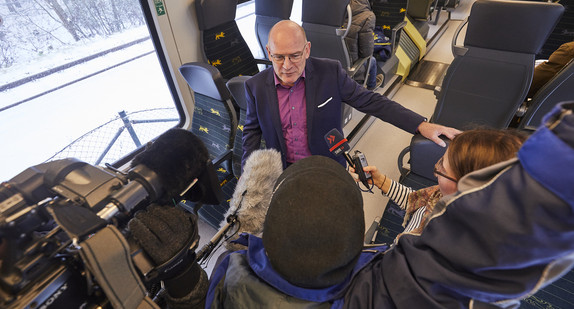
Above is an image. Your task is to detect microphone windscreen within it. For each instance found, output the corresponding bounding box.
[222,149,283,251]
[324,128,350,156]
[130,129,209,199]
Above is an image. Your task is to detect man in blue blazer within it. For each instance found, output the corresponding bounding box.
[242,20,459,169]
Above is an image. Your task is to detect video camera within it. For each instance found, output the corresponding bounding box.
[0,129,224,309]
[0,159,142,308]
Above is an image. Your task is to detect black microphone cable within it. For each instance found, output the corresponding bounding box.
[345,164,376,194]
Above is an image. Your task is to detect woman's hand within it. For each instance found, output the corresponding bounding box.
[348,165,389,193]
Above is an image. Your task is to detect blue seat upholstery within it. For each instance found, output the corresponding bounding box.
[372,0,409,55]
[255,0,294,59]
[518,60,574,131]
[302,0,372,81]
[537,0,574,60]
[371,0,408,83]
[179,62,239,229]
[301,0,372,126]
[195,0,266,80]
[432,0,564,130]
[372,133,447,244]
[225,75,251,178]
[521,268,574,308]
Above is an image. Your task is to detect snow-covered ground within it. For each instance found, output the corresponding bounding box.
[0,0,304,181]
[0,27,177,181]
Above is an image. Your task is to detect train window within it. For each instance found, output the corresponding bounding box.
[237,1,262,58]
[0,0,181,181]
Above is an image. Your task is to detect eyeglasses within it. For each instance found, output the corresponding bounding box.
[269,43,307,64]
[434,157,457,183]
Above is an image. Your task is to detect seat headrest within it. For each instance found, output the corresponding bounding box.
[226,76,251,110]
[195,0,238,31]
[179,63,231,101]
[464,0,564,54]
[302,0,349,27]
[255,0,294,19]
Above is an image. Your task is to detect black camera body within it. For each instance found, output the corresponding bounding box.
[0,158,175,309]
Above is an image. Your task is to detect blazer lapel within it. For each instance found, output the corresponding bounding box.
[305,59,318,142]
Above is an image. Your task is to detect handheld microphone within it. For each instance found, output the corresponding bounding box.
[324,128,354,166]
[324,129,372,189]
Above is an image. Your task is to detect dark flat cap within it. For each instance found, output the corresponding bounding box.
[263,156,364,288]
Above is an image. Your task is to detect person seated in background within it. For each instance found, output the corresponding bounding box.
[511,41,574,127]
[350,128,527,240]
[344,0,383,91]
[527,40,574,99]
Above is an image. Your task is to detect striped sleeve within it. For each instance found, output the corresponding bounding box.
[384,179,414,210]
[402,207,426,233]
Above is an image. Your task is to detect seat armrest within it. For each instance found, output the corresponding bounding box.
[212,149,234,176]
[451,18,469,57]
[348,56,371,78]
[398,134,448,181]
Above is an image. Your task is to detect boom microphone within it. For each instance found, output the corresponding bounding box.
[324,128,354,166]
[222,149,283,251]
[98,128,215,220]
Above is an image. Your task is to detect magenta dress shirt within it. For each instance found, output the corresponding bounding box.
[274,72,312,164]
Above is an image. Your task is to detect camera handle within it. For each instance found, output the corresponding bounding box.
[79,225,160,309]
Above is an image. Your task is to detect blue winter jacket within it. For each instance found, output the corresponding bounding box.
[206,234,388,308]
[207,102,574,309]
[343,102,574,308]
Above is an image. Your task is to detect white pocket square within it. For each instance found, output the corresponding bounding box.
[318,97,333,108]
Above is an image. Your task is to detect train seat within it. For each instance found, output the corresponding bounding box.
[225,75,252,178]
[517,59,574,131]
[254,0,294,59]
[371,0,415,83]
[432,0,564,130]
[195,0,269,80]
[406,0,434,39]
[301,0,371,126]
[396,18,427,80]
[431,0,459,26]
[301,0,373,83]
[536,0,574,60]
[374,0,565,245]
[373,134,447,245]
[178,62,239,229]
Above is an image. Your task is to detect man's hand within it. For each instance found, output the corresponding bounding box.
[417,121,461,147]
[128,204,196,265]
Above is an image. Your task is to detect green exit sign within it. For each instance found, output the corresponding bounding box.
[154,0,166,16]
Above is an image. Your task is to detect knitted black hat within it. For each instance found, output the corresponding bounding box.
[263,156,364,288]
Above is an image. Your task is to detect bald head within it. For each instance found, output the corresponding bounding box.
[268,20,307,51]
